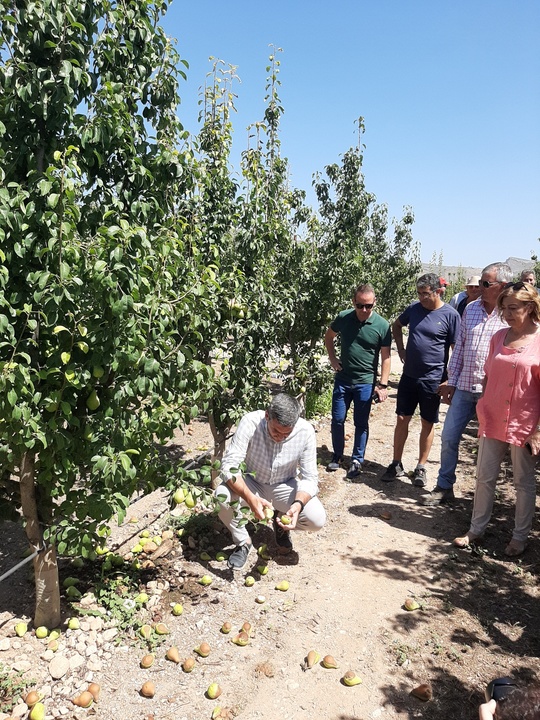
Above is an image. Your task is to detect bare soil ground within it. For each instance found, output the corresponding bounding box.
[1,357,539,720]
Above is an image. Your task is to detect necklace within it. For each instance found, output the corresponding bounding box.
[504,325,540,350]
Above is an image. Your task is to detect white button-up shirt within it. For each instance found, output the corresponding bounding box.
[220,411,319,497]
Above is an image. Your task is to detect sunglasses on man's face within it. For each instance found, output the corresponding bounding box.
[481,280,502,288]
[355,303,374,310]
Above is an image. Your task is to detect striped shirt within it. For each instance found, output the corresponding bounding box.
[447,298,507,391]
[220,410,319,497]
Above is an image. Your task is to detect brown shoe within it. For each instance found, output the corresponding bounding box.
[504,540,527,557]
[453,533,481,548]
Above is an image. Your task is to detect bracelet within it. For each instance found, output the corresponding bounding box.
[291,499,305,513]
[377,383,388,389]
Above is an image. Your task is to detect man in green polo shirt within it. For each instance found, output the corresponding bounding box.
[324,284,391,479]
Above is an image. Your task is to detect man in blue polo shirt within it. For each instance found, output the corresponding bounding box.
[325,283,391,479]
[382,273,460,487]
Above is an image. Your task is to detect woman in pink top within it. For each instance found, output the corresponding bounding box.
[454,282,540,557]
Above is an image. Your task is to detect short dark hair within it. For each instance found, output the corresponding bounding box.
[353,283,375,298]
[416,273,440,291]
[267,393,301,427]
[495,685,540,719]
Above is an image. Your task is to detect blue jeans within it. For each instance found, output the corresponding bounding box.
[436,389,477,489]
[331,379,373,463]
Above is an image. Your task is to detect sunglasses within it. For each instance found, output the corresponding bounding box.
[503,281,526,290]
[355,303,374,310]
[481,280,502,288]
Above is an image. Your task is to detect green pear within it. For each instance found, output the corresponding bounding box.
[244,575,255,587]
[173,488,185,504]
[35,626,48,639]
[172,603,183,616]
[15,622,28,637]
[86,390,100,411]
[275,580,289,592]
[199,575,212,586]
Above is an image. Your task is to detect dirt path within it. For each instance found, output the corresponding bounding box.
[1,361,539,720]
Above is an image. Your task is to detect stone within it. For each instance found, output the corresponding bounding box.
[87,656,102,672]
[102,628,118,642]
[69,653,86,670]
[12,660,32,672]
[11,703,28,718]
[49,654,70,679]
[0,638,10,651]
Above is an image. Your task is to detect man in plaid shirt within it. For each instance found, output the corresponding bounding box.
[216,393,326,569]
[420,262,512,505]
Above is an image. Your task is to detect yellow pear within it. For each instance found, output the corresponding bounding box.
[275,580,289,592]
[306,650,320,669]
[140,653,155,668]
[404,598,420,611]
[322,655,338,669]
[166,646,181,663]
[194,641,210,657]
[207,683,222,699]
[231,631,249,646]
[343,671,362,686]
[29,702,46,720]
[140,681,155,698]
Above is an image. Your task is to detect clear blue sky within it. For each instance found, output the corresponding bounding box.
[162,0,540,268]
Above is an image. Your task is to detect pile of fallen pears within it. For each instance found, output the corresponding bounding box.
[7,501,430,719]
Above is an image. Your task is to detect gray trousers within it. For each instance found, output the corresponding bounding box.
[469,437,538,542]
[216,476,326,546]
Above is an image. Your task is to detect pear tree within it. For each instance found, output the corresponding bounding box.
[0,0,214,626]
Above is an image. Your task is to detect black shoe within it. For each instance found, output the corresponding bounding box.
[412,466,427,488]
[227,543,252,570]
[326,456,341,472]
[419,486,455,506]
[381,461,406,482]
[346,460,363,480]
[273,513,293,554]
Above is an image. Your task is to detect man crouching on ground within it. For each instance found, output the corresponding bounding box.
[215,393,326,570]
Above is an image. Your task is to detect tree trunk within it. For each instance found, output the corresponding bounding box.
[20,452,61,628]
[208,413,233,489]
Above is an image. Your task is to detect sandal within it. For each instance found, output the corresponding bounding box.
[453,533,481,548]
[504,540,527,557]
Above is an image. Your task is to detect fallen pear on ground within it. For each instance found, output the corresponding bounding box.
[343,671,362,686]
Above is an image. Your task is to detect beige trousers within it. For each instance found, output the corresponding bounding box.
[469,437,538,542]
